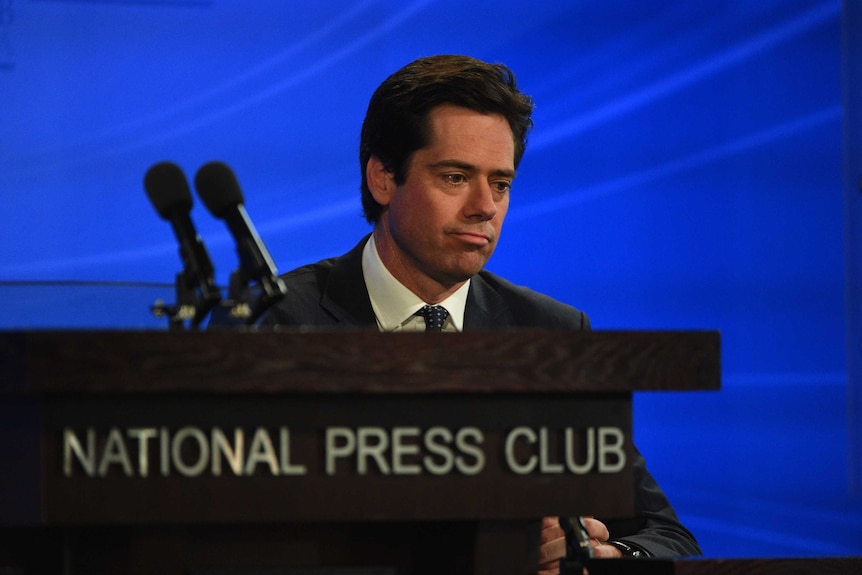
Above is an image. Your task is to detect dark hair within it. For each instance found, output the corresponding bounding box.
[359,54,534,223]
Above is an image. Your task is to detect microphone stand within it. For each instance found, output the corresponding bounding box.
[151,262,221,331]
[213,265,285,326]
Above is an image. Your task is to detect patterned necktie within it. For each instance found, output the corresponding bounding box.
[416,305,449,332]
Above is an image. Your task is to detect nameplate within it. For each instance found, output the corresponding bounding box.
[38,393,634,524]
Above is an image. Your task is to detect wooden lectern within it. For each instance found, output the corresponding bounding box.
[0,330,719,575]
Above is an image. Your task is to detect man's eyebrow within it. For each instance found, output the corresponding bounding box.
[427,160,516,178]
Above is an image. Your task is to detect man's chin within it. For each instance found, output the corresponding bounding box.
[441,260,491,283]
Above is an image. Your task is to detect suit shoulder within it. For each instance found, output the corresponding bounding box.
[476,270,591,330]
[259,257,337,326]
[277,255,339,299]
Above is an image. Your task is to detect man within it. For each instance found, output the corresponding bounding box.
[261,54,701,571]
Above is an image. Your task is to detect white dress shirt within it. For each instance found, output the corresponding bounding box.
[361,236,469,332]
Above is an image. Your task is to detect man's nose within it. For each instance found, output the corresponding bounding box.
[465,181,499,220]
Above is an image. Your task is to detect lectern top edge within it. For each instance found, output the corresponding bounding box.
[1,329,720,395]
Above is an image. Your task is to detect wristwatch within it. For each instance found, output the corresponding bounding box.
[606,540,648,558]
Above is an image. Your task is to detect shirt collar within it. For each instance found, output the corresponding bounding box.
[361,235,469,332]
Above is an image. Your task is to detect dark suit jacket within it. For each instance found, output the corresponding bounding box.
[262,235,590,331]
[260,236,701,558]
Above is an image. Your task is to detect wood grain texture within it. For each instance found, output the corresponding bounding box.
[0,329,720,394]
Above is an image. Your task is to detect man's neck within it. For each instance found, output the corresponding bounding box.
[371,227,465,304]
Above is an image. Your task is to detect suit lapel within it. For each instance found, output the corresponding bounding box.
[464,273,512,329]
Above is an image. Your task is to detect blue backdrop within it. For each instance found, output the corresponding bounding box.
[1,0,859,558]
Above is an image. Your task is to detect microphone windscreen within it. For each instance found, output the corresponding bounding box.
[144,162,193,219]
[194,161,246,218]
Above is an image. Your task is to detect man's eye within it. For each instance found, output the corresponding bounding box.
[493,181,511,193]
[444,174,466,185]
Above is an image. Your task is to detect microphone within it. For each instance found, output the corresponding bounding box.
[193,161,286,324]
[144,161,221,328]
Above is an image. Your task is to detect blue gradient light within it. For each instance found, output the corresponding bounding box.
[0,0,858,559]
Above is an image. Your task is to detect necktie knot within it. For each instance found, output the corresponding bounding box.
[415,305,449,332]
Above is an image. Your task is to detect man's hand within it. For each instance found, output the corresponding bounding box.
[537,516,624,575]
[581,517,623,559]
[538,516,567,575]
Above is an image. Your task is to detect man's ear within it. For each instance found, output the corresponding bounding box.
[366,156,394,207]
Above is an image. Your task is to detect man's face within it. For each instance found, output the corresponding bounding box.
[371,104,515,298]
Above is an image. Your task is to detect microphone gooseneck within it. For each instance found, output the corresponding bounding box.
[143,161,221,329]
[193,161,286,325]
